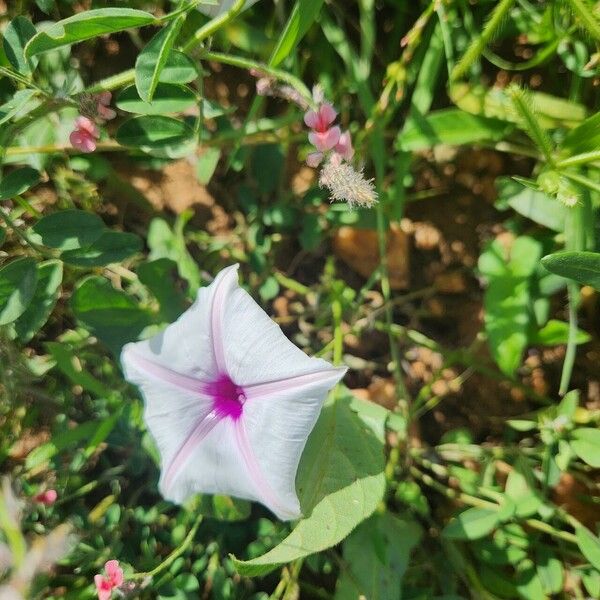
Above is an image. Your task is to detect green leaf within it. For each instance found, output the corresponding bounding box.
[0,258,38,325]
[12,260,62,343]
[562,111,600,155]
[515,560,546,600]
[135,15,185,102]
[0,167,40,200]
[442,507,500,540]
[479,237,542,376]
[25,8,156,57]
[61,230,142,266]
[45,341,109,397]
[269,0,325,67]
[542,251,600,291]
[535,548,563,595]
[570,428,600,467]
[71,276,154,354]
[496,178,566,232]
[3,17,38,75]
[531,319,591,346]
[116,83,196,115]
[116,115,194,157]
[398,109,513,151]
[160,50,197,84]
[334,513,421,600]
[451,83,587,129]
[25,419,99,470]
[196,147,221,185]
[505,466,541,518]
[0,89,38,126]
[233,391,386,576]
[137,258,187,322]
[147,215,200,296]
[30,209,105,250]
[575,526,600,571]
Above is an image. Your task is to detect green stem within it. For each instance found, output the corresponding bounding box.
[0,207,53,258]
[181,0,246,52]
[200,50,312,102]
[130,514,203,581]
[564,0,600,41]
[273,271,310,296]
[332,297,343,367]
[562,169,600,195]
[557,150,600,168]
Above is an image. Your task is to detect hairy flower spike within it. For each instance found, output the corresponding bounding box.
[319,155,378,209]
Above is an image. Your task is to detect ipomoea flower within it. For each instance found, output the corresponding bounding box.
[121,265,345,520]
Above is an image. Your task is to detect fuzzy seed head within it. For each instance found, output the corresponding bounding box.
[319,156,378,209]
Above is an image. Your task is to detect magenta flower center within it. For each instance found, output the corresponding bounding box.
[209,374,246,420]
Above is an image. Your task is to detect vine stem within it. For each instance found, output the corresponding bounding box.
[332,297,343,367]
[410,466,579,544]
[130,514,203,581]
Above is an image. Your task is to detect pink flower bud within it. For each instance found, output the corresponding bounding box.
[70,116,100,153]
[334,130,354,161]
[94,575,113,600]
[34,489,57,506]
[306,151,324,168]
[75,116,99,138]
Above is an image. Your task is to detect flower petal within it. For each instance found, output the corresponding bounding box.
[303,109,320,130]
[318,103,337,128]
[104,560,123,587]
[308,126,341,152]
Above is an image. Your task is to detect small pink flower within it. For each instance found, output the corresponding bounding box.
[94,560,124,599]
[96,92,116,121]
[334,131,354,161]
[104,560,124,587]
[306,151,324,167]
[70,116,99,153]
[308,125,341,152]
[94,575,113,600]
[34,489,57,505]
[304,103,337,132]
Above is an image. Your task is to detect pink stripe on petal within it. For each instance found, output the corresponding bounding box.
[244,368,344,401]
[234,420,296,519]
[210,269,235,373]
[124,349,212,396]
[164,409,223,491]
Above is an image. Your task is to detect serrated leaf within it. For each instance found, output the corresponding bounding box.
[3,17,38,75]
[12,260,62,343]
[0,167,40,200]
[30,209,105,250]
[542,251,600,291]
[233,391,386,576]
[61,230,142,266]
[570,428,600,467]
[0,257,38,325]
[25,8,156,57]
[443,507,500,540]
[135,15,185,102]
[116,83,196,115]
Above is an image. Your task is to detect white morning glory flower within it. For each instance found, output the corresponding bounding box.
[121,265,345,520]
[198,0,260,18]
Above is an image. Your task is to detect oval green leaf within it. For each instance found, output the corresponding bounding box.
[0,257,38,325]
[30,209,106,250]
[542,251,600,291]
[61,230,142,266]
[160,50,198,84]
[570,428,600,468]
[116,115,194,156]
[0,167,40,200]
[442,507,501,540]
[576,526,600,571]
[25,8,156,57]
[233,391,386,576]
[135,15,184,102]
[13,260,62,343]
[3,16,38,75]
[116,83,196,115]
